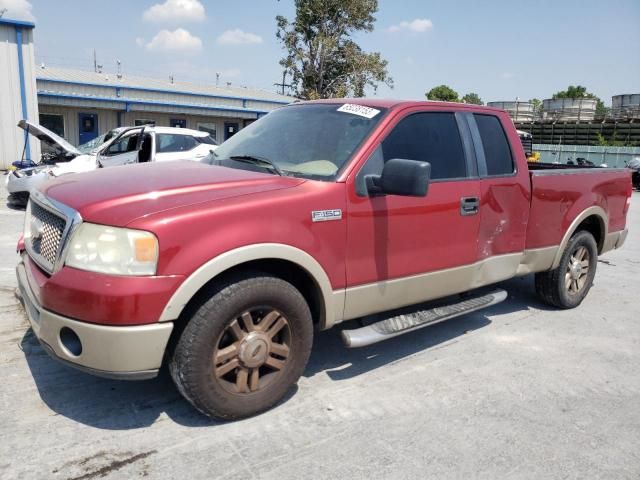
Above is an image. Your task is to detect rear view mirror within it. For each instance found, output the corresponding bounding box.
[366,159,431,197]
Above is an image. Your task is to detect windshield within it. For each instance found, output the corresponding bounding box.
[77,129,120,154]
[208,103,386,180]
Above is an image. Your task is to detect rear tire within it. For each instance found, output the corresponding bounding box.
[535,230,598,309]
[169,273,313,420]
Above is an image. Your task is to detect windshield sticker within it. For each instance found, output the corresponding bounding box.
[337,104,380,119]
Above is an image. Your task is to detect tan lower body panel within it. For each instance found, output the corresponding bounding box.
[602,228,628,254]
[17,262,173,375]
[341,248,559,322]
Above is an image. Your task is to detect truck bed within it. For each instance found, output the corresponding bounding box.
[525,165,631,250]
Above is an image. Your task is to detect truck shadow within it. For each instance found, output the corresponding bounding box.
[20,274,550,430]
[306,274,550,380]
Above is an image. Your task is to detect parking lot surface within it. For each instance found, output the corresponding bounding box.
[1,178,638,480]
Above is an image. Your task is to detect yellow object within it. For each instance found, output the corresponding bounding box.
[528,152,540,162]
[135,236,158,262]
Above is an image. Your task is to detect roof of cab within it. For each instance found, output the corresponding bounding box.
[293,98,506,113]
[136,126,209,136]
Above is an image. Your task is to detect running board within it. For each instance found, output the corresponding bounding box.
[341,289,508,348]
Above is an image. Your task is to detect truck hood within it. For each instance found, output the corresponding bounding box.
[41,161,305,226]
[18,119,81,156]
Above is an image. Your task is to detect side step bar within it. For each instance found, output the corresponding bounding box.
[341,289,508,348]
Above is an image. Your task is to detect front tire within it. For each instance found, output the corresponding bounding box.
[170,273,313,420]
[535,230,598,309]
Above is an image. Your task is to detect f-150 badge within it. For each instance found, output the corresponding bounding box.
[312,209,343,222]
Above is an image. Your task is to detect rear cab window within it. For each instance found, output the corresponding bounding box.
[473,114,515,176]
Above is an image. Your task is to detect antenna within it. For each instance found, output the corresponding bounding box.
[116,59,122,79]
[274,71,291,95]
[169,75,174,84]
[93,49,97,72]
[216,72,220,86]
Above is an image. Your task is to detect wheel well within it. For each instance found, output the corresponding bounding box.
[574,215,605,253]
[175,259,325,330]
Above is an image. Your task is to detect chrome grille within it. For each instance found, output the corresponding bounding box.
[25,192,76,274]
[30,201,66,267]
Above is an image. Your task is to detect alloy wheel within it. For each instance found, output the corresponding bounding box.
[213,309,291,394]
[565,245,590,295]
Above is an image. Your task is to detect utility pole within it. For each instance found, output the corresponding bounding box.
[274,71,292,96]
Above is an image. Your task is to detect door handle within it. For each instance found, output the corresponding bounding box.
[460,196,480,216]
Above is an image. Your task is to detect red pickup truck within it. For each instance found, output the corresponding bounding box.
[16,99,632,419]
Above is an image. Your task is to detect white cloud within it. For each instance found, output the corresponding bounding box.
[142,0,205,23]
[217,29,263,45]
[144,29,202,54]
[388,18,433,33]
[0,0,35,21]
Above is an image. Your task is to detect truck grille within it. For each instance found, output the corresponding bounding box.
[26,197,70,273]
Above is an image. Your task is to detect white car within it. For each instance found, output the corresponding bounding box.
[6,122,217,205]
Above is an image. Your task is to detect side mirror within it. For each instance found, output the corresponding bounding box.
[365,159,431,197]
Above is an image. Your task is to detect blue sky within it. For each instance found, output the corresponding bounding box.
[2,0,639,105]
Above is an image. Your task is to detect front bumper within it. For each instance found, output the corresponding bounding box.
[16,261,173,380]
[6,169,48,195]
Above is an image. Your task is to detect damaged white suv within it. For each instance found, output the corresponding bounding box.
[6,121,218,205]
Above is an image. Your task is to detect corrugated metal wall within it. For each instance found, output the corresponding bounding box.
[0,23,40,169]
[36,105,246,145]
[38,105,119,146]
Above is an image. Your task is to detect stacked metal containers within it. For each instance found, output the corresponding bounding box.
[542,98,597,122]
[486,101,535,122]
[612,94,640,120]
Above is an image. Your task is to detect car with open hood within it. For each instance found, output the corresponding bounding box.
[6,122,217,205]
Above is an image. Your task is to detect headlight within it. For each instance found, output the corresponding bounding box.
[65,223,159,276]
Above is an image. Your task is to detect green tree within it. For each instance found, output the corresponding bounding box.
[426,85,459,102]
[461,92,483,105]
[552,85,590,99]
[596,132,629,147]
[529,98,543,115]
[552,85,609,118]
[276,0,393,99]
[595,101,609,118]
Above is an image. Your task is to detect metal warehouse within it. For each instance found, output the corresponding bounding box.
[0,18,292,169]
[36,67,292,146]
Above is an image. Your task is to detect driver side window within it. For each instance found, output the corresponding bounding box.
[356,112,468,195]
[105,133,139,156]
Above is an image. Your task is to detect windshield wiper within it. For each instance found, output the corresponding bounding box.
[229,154,284,176]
